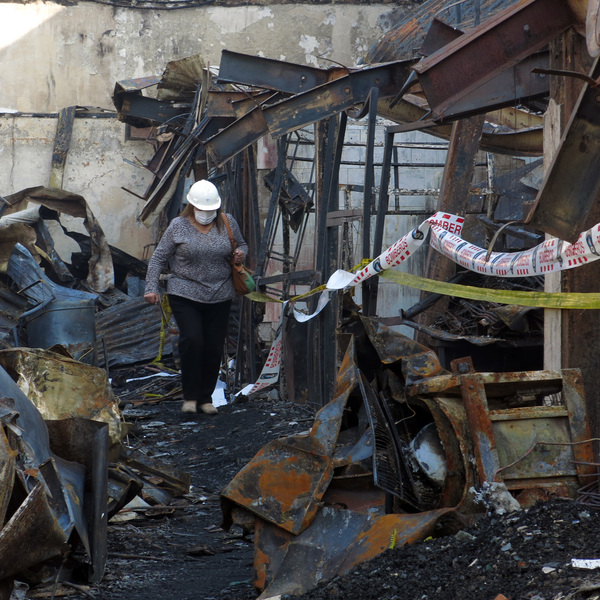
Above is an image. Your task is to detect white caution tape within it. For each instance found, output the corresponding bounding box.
[245,212,600,395]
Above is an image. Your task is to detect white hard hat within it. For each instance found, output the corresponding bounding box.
[186,179,221,211]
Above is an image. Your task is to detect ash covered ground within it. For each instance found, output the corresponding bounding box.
[55,363,600,600]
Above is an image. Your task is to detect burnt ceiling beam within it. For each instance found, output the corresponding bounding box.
[217,49,346,94]
[412,0,574,120]
[436,51,550,122]
[525,56,600,242]
[262,61,413,138]
[204,93,286,167]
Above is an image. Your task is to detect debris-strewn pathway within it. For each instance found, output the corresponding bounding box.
[57,363,313,600]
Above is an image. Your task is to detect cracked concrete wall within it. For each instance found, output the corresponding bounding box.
[0,114,156,259]
[0,1,414,262]
[0,2,397,113]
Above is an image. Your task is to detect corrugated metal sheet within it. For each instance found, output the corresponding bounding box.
[95,296,172,368]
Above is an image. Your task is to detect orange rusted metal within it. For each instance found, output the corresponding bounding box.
[255,507,455,597]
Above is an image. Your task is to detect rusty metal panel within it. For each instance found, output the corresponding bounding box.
[413,0,574,120]
[491,407,578,480]
[526,57,600,242]
[255,507,454,597]
[0,415,17,525]
[204,105,270,167]
[561,369,597,479]
[217,49,346,94]
[262,61,413,139]
[221,339,364,535]
[366,0,523,63]
[0,482,69,579]
[438,51,550,121]
[221,438,334,535]
[459,372,501,484]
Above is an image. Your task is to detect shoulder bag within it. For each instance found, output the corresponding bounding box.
[221,213,256,295]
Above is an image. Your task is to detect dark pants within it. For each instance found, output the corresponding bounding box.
[168,295,232,405]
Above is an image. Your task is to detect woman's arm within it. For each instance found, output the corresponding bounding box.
[144,222,177,302]
[228,215,249,263]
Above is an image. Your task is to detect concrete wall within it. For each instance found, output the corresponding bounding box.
[0,114,156,259]
[0,2,395,113]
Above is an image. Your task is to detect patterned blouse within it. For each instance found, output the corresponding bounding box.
[145,214,248,304]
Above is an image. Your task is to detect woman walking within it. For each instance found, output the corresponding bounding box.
[144,179,247,414]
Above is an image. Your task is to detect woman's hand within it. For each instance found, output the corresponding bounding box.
[233,249,245,265]
[144,293,160,305]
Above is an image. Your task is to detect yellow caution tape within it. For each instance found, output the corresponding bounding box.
[248,260,372,304]
[380,269,600,309]
[152,295,174,364]
[245,290,285,303]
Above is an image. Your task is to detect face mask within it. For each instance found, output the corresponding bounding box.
[195,210,217,225]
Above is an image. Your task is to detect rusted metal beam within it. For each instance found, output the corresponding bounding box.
[526,56,600,242]
[205,90,264,117]
[438,51,550,121]
[262,61,413,138]
[204,96,280,167]
[413,0,574,120]
[217,49,346,94]
[457,369,501,485]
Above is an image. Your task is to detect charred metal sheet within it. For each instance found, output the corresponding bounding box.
[218,49,346,94]
[156,53,205,102]
[254,507,455,597]
[377,96,544,157]
[45,418,109,583]
[366,0,523,63]
[7,243,98,317]
[121,445,191,497]
[412,0,574,120]
[264,167,313,233]
[0,408,17,525]
[113,77,189,127]
[221,438,334,535]
[49,106,76,189]
[4,186,114,293]
[0,482,69,580]
[95,296,171,368]
[222,339,360,534]
[526,57,600,242]
[0,348,123,453]
[115,93,189,126]
[359,316,448,385]
[0,281,27,349]
[435,51,550,121]
[262,61,413,138]
[0,366,92,584]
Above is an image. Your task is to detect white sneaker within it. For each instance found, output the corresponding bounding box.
[200,403,218,415]
[182,400,197,413]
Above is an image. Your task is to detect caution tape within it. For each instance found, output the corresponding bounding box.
[242,211,600,396]
[380,270,600,309]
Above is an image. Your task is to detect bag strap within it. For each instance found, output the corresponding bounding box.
[221,213,236,252]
